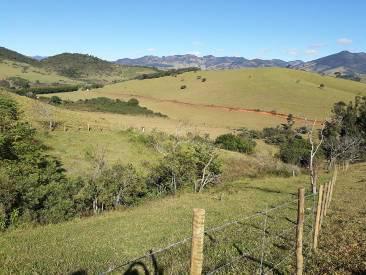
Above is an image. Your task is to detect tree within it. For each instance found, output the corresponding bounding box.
[99,164,145,208]
[308,120,325,194]
[32,100,55,130]
[0,95,74,228]
[84,146,107,214]
[322,97,366,168]
[148,134,222,194]
[193,141,221,192]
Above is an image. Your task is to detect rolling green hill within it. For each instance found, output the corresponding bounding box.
[48,67,366,129]
[0,47,157,85]
[0,46,39,66]
[41,53,157,83]
[0,59,79,84]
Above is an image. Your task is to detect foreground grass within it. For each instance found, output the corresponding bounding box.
[306,163,366,274]
[0,172,329,274]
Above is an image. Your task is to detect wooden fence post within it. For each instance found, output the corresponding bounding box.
[326,180,333,211]
[87,123,90,132]
[324,180,332,216]
[190,208,205,275]
[313,185,324,251]
[319,182,328,228]
[296,188,305,275]
[329,168,337,205]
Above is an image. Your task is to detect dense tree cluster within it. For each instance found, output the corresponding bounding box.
[61,97,167,117]
[135,67,200,80]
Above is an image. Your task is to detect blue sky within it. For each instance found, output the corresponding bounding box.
[1,0,365,61]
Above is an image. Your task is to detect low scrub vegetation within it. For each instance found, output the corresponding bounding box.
[215,133,256,154]
[0,96,220,229]
[60,97,167,117]
[18,84,80,95]
[135,67,200,80]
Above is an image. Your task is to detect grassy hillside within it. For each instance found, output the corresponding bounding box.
[0,171,322,274]
[0,59,78,84]
[0,46,39,66]
[1,160,363,274]
[0,47,157,85]
[2,91,236,175]
[41,53,157,83]
[48,68,366,129]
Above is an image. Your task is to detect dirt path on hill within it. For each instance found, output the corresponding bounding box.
[119,93,321,123]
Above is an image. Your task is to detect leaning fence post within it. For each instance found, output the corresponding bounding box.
[296,188,305,275]
[190,208,205,275]
[313,185,324,251]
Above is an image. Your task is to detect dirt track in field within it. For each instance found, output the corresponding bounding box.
[119,92,321,123]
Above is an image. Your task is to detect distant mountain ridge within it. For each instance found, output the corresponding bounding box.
[1,46,366,78]
[115,54,305,70]
[294,51,366,75]
[31,55,47,61]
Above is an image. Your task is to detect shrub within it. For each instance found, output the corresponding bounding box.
[279,137,311,167]
[148,139,221,194]
[201,78,207,82]
[215,133,256,154]
[49,96,62,105]
[63,97,167,117]
[180,85,187,89]
[6,77,30,89]
[21,85,79,95]
[127,98,139,106]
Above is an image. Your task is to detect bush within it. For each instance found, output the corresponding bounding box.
[20,85,79,95]
[127,98,139,106]
[201,78,207,82]
[49,96,62,105]
[180,85,187,89]
[148,139,221,194]
[63,97,167,117]
[6,77,30,89]
[215,133,256,154]
[135,67,200,80]
[279,137,311,167]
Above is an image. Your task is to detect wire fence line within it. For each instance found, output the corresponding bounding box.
[99,191,319,275]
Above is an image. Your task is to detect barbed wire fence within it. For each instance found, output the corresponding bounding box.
[99,168,338,275]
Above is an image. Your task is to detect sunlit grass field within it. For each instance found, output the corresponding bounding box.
[0,60,78,84]
[49,68,366,124]
[0,171,325,274]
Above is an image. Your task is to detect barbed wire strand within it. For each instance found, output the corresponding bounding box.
[206,245,264,275]
[101,236,192,274]
[101,193,316,274]
[259,206,269,274]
